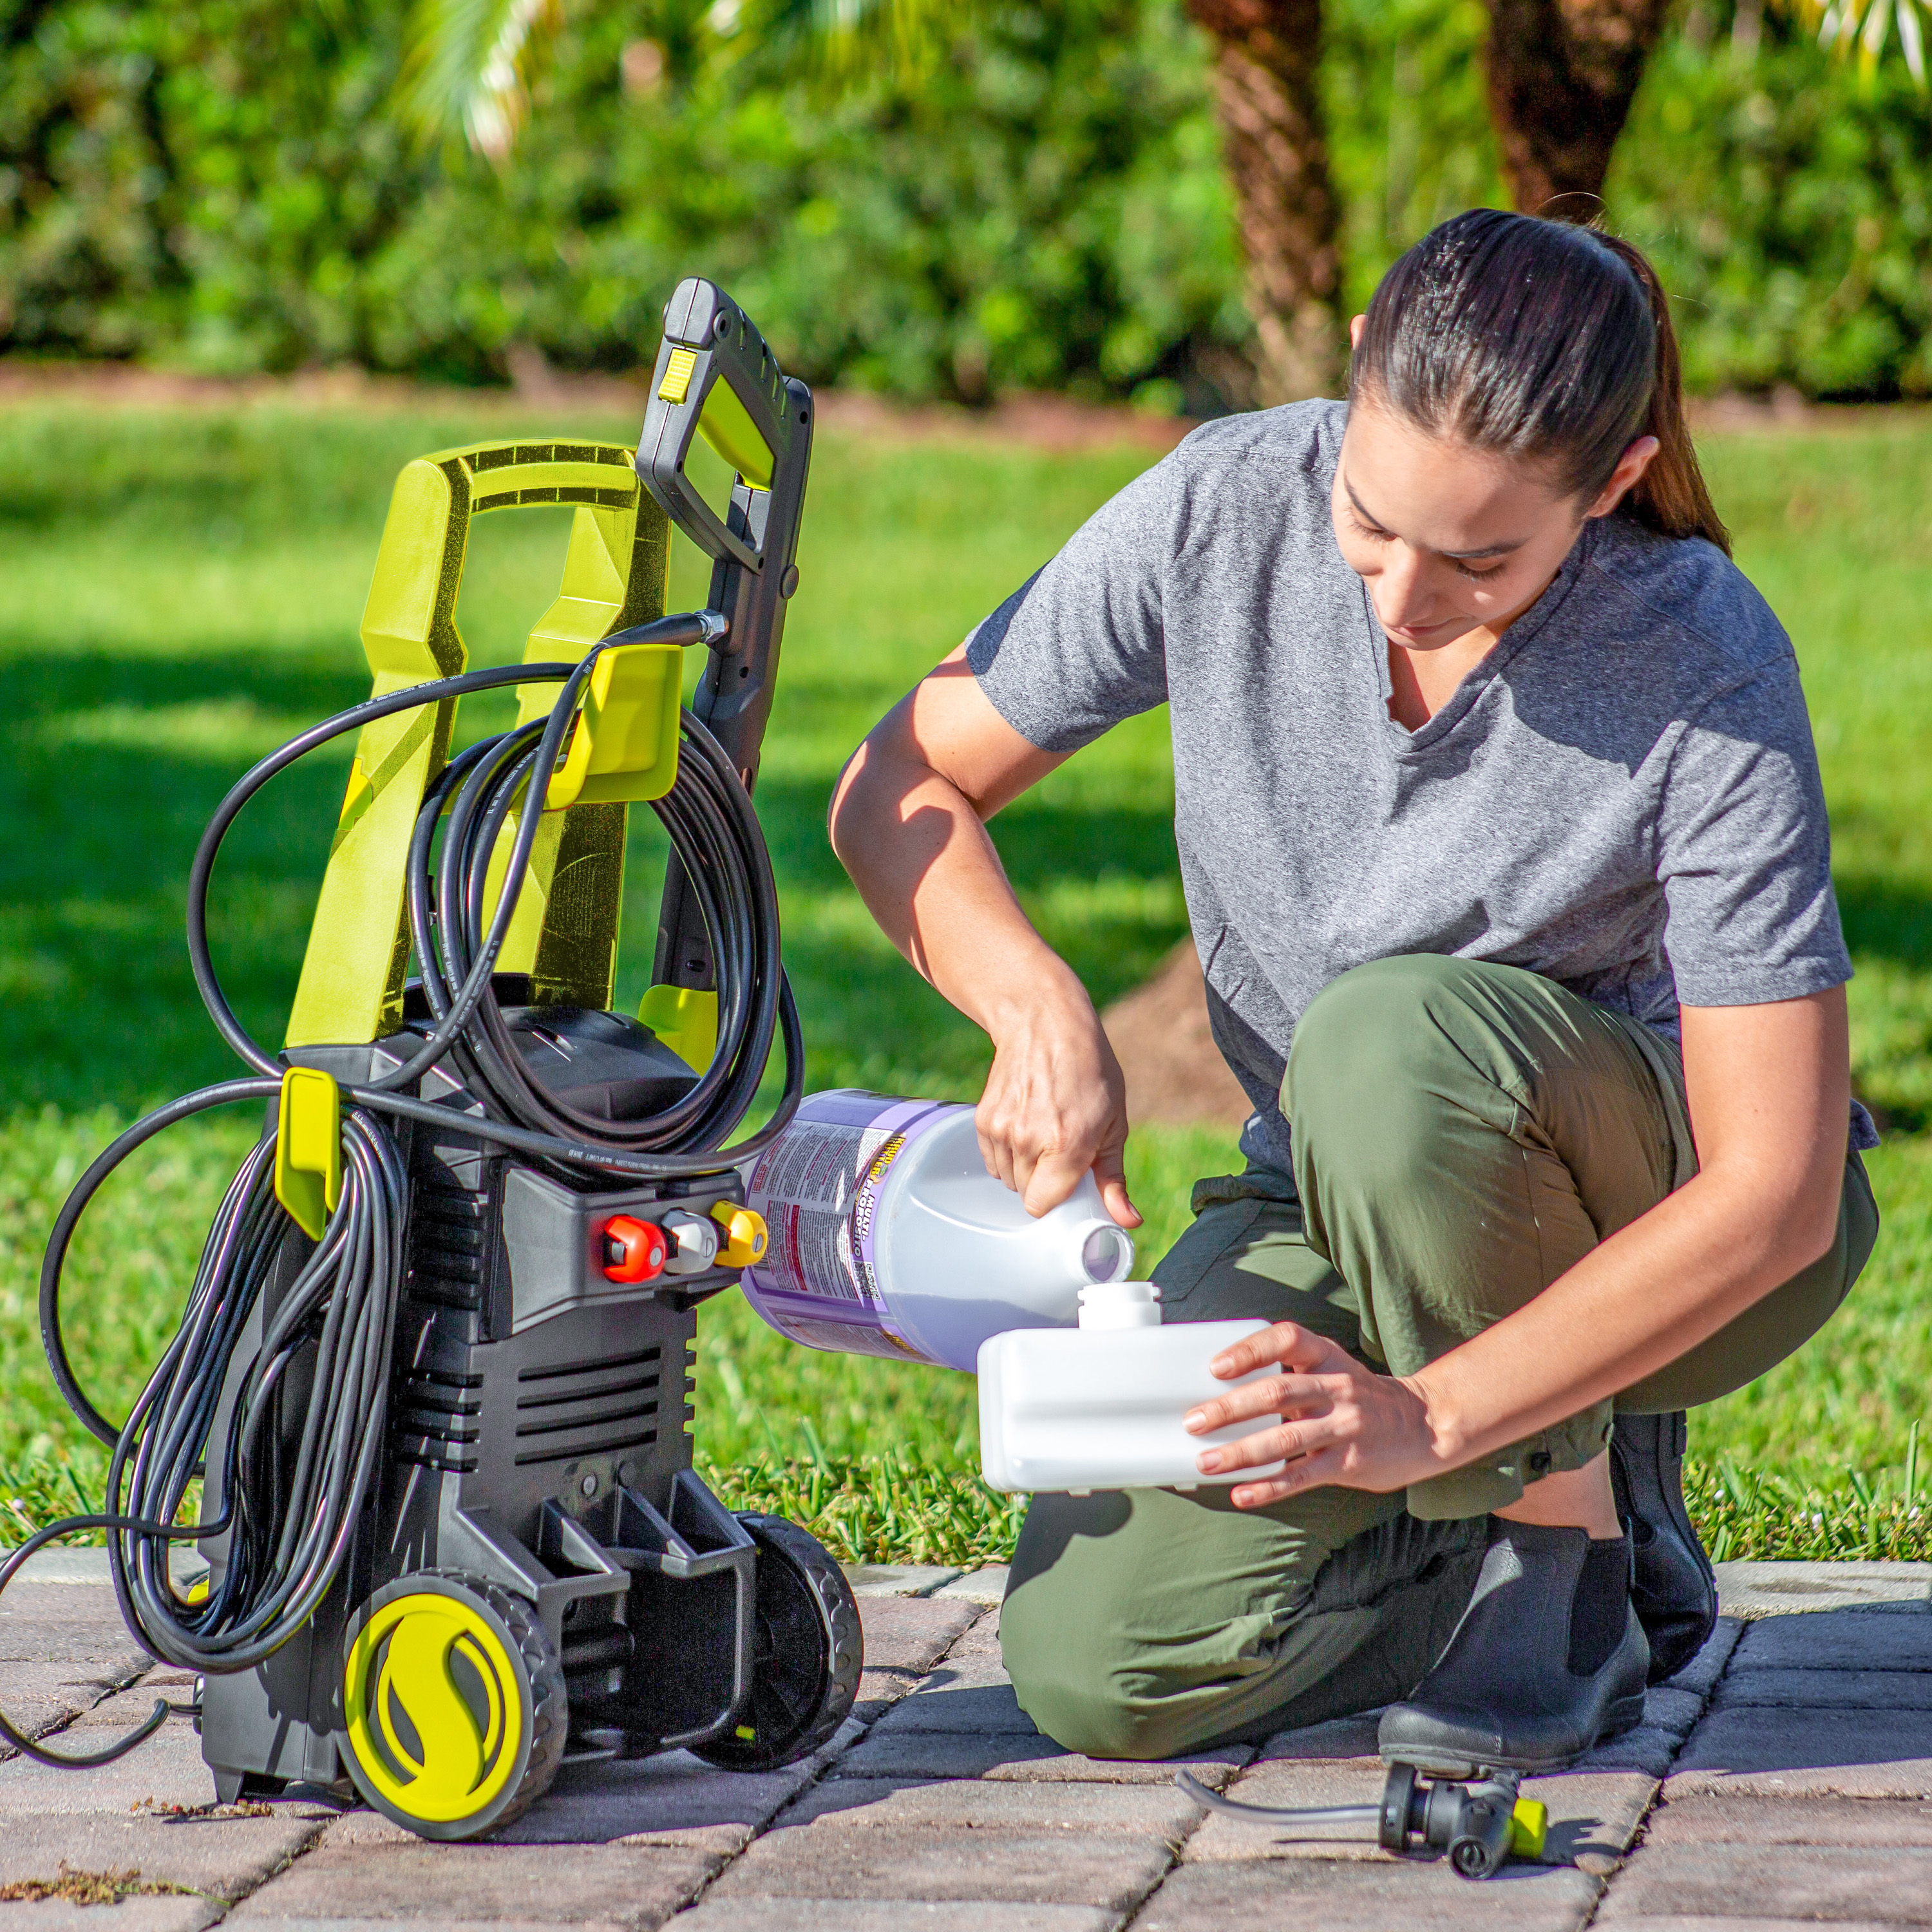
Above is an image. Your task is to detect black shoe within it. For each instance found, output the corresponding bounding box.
[1378,1519,1649,1777]
[1610,1409,1717,1685]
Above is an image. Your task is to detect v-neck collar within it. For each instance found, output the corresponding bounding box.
[1361,519,1599,756]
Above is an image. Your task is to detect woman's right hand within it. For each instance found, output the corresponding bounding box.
[976,987,1141,1229]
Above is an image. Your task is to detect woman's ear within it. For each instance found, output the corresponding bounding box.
[1587,435,1661,519]
[1349,314,1367,350]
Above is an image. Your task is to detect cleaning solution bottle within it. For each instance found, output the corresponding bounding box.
[977,1281,1288,1493]
[737,1090,1135,1370]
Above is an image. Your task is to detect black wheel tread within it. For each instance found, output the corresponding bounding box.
[690,1515,861,1772]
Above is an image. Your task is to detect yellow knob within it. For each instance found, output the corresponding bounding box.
[710,1203,768,1269]
[1509,1796,1548,1860]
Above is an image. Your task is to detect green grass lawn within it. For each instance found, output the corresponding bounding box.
[2,390,1930,1564]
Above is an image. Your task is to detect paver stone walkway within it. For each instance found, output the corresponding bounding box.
[1,1554,1928,1928]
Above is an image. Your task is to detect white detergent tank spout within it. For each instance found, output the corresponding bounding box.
[738,1090,1135,1371]
[977,1291,1288,1493]
[1077,1280,1162,1329]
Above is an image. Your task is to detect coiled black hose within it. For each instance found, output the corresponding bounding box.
[18,618,799,1769]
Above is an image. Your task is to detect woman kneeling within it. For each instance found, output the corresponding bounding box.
[829,210,1878,1774]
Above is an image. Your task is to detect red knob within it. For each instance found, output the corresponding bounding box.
[602,1215,667,1283]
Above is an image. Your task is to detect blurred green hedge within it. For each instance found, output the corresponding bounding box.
[3,0,1929,401]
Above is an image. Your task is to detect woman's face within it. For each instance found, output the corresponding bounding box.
[1331,388,1656,653]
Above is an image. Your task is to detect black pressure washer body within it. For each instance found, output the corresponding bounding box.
[198,1010,834,1835]
[31,278,861,1842]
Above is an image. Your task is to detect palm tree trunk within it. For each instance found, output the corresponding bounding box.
[1484,0,1672,213]
[1184,0,1342,404]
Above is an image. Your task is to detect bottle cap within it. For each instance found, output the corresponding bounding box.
[1077,1280,1163,1329]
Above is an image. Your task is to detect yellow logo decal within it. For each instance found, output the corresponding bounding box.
[343,1594,522,1824]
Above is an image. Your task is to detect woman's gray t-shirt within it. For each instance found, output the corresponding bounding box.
[967,399,1867,1175]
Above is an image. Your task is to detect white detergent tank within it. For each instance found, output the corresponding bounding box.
[977,1281,1288,1493]
[738,1090,1135,1372]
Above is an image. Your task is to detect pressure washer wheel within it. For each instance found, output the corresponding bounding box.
[693,1515,862,1771]
[337,1571,567,1842]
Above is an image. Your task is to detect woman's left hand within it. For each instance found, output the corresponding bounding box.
[1184,1322,1442,1510]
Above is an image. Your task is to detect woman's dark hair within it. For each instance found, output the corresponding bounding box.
[1350,209,1730,556]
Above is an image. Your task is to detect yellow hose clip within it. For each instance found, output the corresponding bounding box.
[710,1203,768,1270]
[274,1066,343,1241]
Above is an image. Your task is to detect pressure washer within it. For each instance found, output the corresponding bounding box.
[12,277,862,1841]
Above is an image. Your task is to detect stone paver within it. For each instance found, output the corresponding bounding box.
[0,1902,222,1931]
[0,1662,153,1750]
[851,1666,925,1726]
[672,1905,1117,1931]
[1579,1922,1904,1932]
[1666,1705,1932,1797]
[779,1776,1200,1835]
[0,1805,330,1901]
[0,1714,229,1814]
[866,1672,1034,1736]
[842,1566,963,1599]
[1728,1602,1932,1671]
[496,1749,827,1852]
[850,1595,980,1672]
[4,1556,1926,1927]
[1714,1560,1932,1617]
[932,1567,1008,1605]
[225,1832,723,1926]
[1712,1665,1932,1709]
[1256,1712,1382,1761]
[1644,1791,1932,1845]
[702,1817,1174,1909]
[1127,1858,1603,1929]
[829,1725,1251,1785]
[1595,1843,1932,1922]
[939,1603,1001,1657]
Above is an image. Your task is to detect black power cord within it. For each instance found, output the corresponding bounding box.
[18,616,800,1770]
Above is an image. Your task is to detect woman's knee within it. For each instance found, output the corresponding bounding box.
[1005,1651,1189,1762]
[1001,1585,1189,1760]
[1285,955,1501,1184]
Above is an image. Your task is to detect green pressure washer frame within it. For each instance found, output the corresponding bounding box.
[194,278,848,1823]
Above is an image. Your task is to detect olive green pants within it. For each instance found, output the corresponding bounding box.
[1002,955,1878,1760]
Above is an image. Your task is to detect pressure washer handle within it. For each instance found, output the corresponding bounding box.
[638,278,813,996]
[634,276,811,793]
[638,279,803,574]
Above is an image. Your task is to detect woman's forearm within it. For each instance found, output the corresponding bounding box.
[1411,990,1850,1468]
[1408,1159,1838,1469]
[1193,990,1851,1504]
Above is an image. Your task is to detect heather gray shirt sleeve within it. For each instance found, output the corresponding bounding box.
[965,457,1174,750]
[1655,659,1852,1007]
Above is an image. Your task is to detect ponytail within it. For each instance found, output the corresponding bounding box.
[1351,211,1730,557]
[1590,231,1730,555]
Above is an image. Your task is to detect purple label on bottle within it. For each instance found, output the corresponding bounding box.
[741,1093,956,1362]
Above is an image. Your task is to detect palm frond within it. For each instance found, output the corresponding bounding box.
[395,0,563,158]
[1790,0,1931,88]
[754,0,956,81]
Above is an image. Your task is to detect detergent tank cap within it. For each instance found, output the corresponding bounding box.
[1077,1281,1162,1330]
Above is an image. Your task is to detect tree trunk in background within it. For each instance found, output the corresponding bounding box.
[1484,0,1673,213]
[1184,0,1343,404]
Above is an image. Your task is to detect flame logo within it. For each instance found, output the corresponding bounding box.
[343,1592,523,1824]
